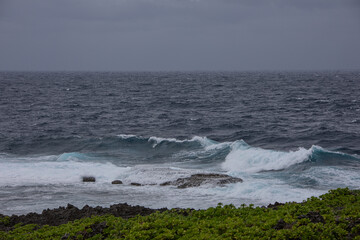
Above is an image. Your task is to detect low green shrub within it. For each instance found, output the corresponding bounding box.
[1,188,359,239]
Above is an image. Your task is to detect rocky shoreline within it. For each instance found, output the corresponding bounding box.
[1,189,359,239]
[0,201,286,232]
[0,203,168,231]
[0,173,246,231]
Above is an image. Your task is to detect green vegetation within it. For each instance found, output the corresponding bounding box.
[1,188,360,239]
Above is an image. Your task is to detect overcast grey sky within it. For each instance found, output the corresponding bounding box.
[0,0,359,71]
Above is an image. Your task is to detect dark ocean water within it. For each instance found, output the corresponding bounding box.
[0,71,359,215]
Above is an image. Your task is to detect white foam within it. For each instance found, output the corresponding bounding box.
[119,165,196,185]
[0,153,59,163]
[301,166,360,189]
[222,142,313,173]
[148,136,214,148]
[204,141,232,151]
[0,159,128,186]
[216,178,325,206]
[148,136,179,147]
[57,152,91,161]
[117,134,138,139]
[117,134,216,148]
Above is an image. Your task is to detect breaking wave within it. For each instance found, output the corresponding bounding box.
[222,140,359,173]
[222,140,312,173]
[1,134,358,181]
[0,134,359,215]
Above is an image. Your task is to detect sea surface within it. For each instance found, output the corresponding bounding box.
[0,71,359,215]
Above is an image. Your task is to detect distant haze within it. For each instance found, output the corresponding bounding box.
[0,0,359,71]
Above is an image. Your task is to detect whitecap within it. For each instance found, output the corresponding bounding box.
[222,141,313,173]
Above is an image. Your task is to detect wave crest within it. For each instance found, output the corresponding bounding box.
[222,142,359,173]
[222,141,313,173]
[118,134,215,148]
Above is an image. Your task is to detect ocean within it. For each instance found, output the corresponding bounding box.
[0,71,359,215]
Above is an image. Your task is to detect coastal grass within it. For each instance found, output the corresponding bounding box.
[1,188,360,239]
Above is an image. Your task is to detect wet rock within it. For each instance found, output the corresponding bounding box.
[267,202,285,210]
[111,180,123,184]
[82,176,96,182]
[80,221,108,239]
[160,173,243,189]
[273,219,293,230]
[298,211,325,223]
[131,182,142,186]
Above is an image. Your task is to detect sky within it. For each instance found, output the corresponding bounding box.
[0,0,359,71]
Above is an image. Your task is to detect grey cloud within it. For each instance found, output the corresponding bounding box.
[0,0,359,71]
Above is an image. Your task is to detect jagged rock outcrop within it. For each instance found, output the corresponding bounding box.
[160,173,243,188]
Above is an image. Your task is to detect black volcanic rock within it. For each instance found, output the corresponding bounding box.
[267,202,285,210]
[82,176,96,182]
[0,203,166,231]
[111,180,123,184]
[160,173,243,188]
[298,211,325,223]
[273,219,293,230]
[131,183,142,186]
